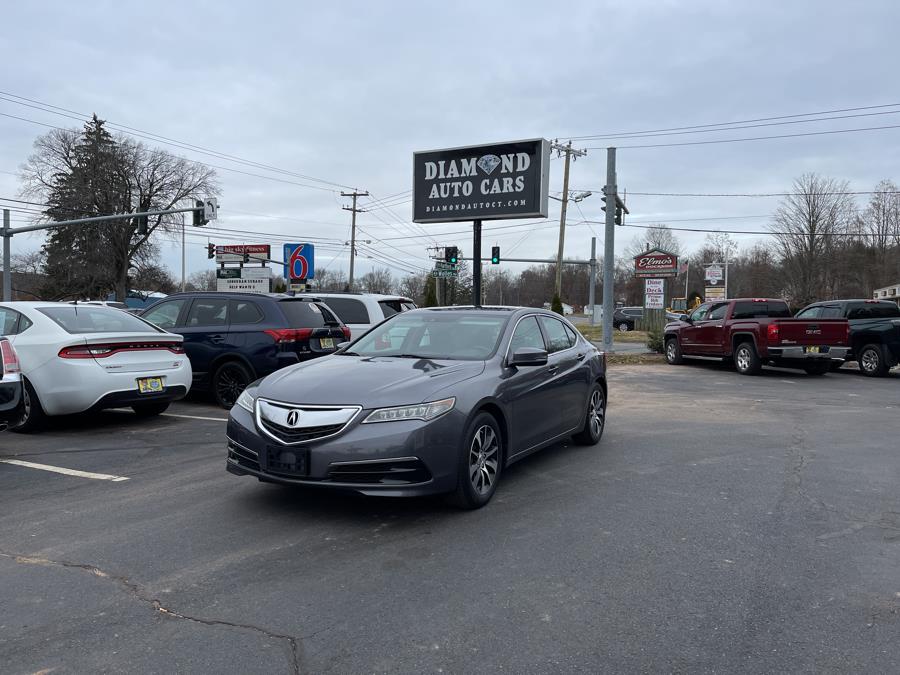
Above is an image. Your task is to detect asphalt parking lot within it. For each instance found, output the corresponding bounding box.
[1,363,899,673]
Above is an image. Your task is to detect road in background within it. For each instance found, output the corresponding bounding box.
[1,366,899,673]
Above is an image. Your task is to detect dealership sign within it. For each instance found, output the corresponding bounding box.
[412,138,550,223]
[634,249,678,278]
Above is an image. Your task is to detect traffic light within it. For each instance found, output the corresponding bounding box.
[193,199,208,226]
[615,206,623,226]
[136,215,148,236]
[445,246,459,264]
[207,243,215,259]
[243,252,250,263]
[491,246,500,264]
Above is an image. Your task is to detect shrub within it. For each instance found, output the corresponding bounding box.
[551,294,563,315]
[647,328,665,353]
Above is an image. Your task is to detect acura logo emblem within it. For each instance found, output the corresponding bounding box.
[286,410,301,427]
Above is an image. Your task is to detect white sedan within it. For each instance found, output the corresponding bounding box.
[0,302,192,431]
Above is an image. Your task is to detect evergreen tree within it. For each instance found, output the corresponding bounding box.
[423,275,438,307]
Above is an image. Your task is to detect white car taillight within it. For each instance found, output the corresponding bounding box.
[0,340,19,375]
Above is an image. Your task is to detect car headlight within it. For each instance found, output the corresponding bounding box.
[362,397,455,424]
[236,388,257,413]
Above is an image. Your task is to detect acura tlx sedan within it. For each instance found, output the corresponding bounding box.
[227,306,608,509]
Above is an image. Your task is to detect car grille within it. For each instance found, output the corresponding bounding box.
[227,438,260,472]
[256,399,360,446]
[326,458,431,485]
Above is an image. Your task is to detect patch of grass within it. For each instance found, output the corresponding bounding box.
[606,353,666,365]
[576,325,648,344]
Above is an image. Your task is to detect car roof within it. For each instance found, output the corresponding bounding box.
[300,292,414,302]
[807,299,894,305]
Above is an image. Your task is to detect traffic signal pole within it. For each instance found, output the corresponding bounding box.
[2,209,10,303]
[472,219,482,306]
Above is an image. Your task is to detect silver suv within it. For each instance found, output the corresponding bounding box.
[304,293,417,339]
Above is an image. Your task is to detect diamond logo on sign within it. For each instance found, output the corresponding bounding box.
[477,154,501,175]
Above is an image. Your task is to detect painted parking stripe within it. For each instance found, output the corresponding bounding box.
[162,413,228,422]
[0,459,129,482]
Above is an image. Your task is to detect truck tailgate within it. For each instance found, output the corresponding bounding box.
[772,318,849,346]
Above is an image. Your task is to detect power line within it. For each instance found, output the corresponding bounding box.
[584,123,900,150]
[0,91,355,190]
[567,102,900,140]
[597,221,891,238]
[570,190,900,198]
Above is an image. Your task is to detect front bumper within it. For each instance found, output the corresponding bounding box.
[225,403,463,497]
[767,346,850,361]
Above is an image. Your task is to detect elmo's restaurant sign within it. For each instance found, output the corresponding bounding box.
[634,249,679,278]
[413,138,550,223]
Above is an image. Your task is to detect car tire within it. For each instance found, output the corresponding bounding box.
[733,341,762,376]
[447,412,503,510]
[665,337,683,365]
[132,401,171,417]
[804,363,830,376]
[858,343,888,377]
[618,322,630,332]
[573,384,606,446]
[12,378,45,433]
[212,361,253,409]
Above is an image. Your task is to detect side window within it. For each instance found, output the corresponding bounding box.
[690,304,710,322]
[508,316,545,353]
[707,303,729,320]
[142,299,187,330]
[563,322,579,346]
[796,306,821,319]
[821,306,844,319]
[185,298,228,327]
[229,300,264,325]
[539,316,574,353]
[323,298,370,324]
[0,308,22,335]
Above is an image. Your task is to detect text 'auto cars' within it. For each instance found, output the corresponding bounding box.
[226,307,608,509]
[0,302,191,431]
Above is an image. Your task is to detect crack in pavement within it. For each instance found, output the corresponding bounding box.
[0,551,302,675]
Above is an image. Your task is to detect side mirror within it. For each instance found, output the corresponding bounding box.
[680,314,692,323]
[335,341,351,351]
[509,347,548,367]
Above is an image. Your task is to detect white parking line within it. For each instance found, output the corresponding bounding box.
[0,459,129,482]
[162,413,228,422]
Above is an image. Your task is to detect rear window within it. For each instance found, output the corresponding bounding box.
[321,297,369,324]
[278,300,332,328]
[378,299,416,318]
[38,306,162,334]
[731,301,792,319]
[847,303,900,319]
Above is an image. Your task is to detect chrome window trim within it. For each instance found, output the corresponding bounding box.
[504,312,580,365]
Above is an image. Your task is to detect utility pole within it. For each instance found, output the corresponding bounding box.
[602,148,618,353]
[2,209,10,302]
[551,141,587,299]
[589,236,597,326]
[341,190,369,290]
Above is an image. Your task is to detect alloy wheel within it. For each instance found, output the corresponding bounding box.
[666,341,676,362]
[588,390,605,438]
[861,349,879,374]
[736,348,751,372]
[216,366,248,407]
[468,425,499,495]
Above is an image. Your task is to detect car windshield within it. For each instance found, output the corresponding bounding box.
[349,312,509,360]
[39,306,162,334]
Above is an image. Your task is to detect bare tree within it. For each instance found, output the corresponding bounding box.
[624,224,682,260]
[769,173,856,305]
[11,250,44,275]
[186,269,216,291]
[358,268,395,294]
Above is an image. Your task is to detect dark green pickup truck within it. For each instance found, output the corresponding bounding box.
[796,299,900,376]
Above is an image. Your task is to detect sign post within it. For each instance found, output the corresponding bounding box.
[413,138,550,306]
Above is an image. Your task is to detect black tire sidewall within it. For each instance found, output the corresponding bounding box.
[574,383,606,445]
[734,343,759,375]
[665,338,682,364]
[859,344,885,377]
[12,378,44,433]
[453,412,503,509]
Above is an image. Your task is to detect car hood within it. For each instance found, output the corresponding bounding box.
[257,355,486,407]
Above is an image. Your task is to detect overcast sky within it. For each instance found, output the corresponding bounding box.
[1,0,898,282]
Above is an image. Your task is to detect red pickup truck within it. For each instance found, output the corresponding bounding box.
[664,298,850,375]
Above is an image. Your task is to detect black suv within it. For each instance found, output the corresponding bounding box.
[796,299,900,376]
[140,293,350,407]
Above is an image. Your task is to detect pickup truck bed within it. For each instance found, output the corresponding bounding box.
[665,298,850,375]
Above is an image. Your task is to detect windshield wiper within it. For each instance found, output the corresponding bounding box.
[340,350,361,356]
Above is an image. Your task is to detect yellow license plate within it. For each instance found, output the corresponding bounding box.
[806,346,820,354]
[320,337,334,349]
[137,377,164,394]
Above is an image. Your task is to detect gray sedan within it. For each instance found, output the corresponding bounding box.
[226,307,608,508]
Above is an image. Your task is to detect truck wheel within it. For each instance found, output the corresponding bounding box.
[858,343,888,377]
[665,337,683,365]
[804,363,829,376]
[734,341,761,376]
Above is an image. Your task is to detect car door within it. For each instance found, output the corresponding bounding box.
[178,297,232,383]
[504,315,560,455]
[694,302,729,354]
[538,315,589,433]
[679,304,710,354]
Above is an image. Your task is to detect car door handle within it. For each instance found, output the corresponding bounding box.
[546,365,559,374]
[209,334,226,344]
